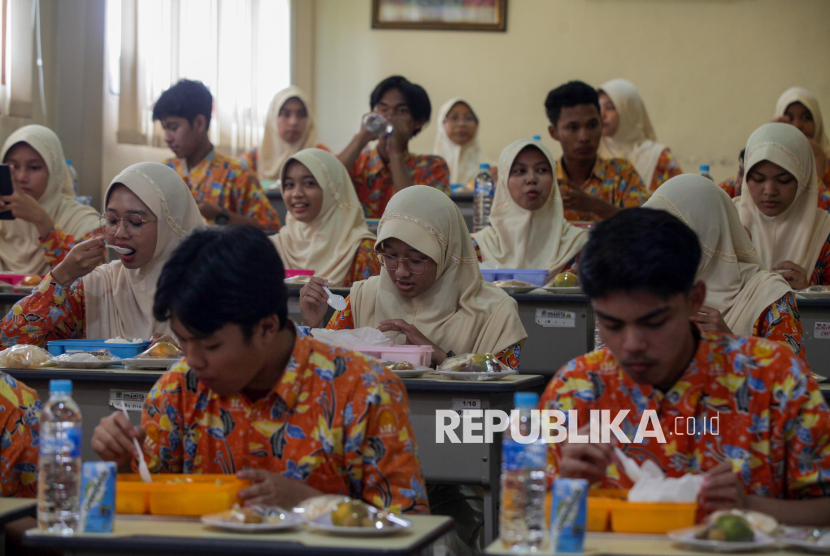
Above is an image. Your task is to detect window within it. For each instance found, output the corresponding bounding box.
[109,0,291,156]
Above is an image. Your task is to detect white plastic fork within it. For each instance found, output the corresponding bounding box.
[120,404,152,483]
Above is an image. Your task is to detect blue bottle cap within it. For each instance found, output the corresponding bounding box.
[49,379,72,395]
[699,164,710,172]
[514,392,539,408]
[65,159,73,165]
[479,163,490,170]
[532,135,542,141]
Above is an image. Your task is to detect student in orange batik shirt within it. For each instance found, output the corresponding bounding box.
[154,79,280,231]
[541,208,830,526]
[90,226,427,514]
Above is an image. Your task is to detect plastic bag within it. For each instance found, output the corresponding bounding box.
[438,353,511,373]
[292,495,351,520]
[49,350,122,364]
[310,327,395,349]
[0,344,51,368]
[136,342,182,359]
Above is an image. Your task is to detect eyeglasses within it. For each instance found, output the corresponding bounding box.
[444,115,477,124]
[375,252,428,274]
[99,213,153,237]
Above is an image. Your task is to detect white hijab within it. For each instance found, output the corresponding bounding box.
[432,98,482,186]
[0,125,101,274]
[83,163,205,339]
[644,175,792,336]
[736,123,830,275]
[258,86,318,182]
[598,79,666,191]
[350,186,527,355]
[472,140,588,279]
[775,87,830,157]
[270,149,375,286]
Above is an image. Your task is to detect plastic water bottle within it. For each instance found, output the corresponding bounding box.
[38,380,82,534]
[500,392,547,551]
[532,135,542,141]
[699,165,713,182]
[362,113,393,137]
[66,159,79,193]
[473,163,494,233]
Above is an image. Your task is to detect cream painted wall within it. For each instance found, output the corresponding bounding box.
[314,0,830,183]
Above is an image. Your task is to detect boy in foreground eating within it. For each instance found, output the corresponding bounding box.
[91,226,428,514]
[541,208,830,525]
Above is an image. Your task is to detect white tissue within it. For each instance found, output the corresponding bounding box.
[616,447,703,503]
[310,327,395,349]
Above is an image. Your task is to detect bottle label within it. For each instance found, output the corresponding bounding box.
[502,439,547,471]
[474,181,494,197]
[40,427,82,458]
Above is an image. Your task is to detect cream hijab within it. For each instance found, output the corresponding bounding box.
[83,162,205,339]
[735,123,830,275]
[350,185,527,355]
[775,87,830,157]
[0,125,100,274]
[258,86,318,182]
[432,98,482,185]
[472,140,588,279]
[644,175,791,336]
[598,79,666,191]
[270,149,375,285]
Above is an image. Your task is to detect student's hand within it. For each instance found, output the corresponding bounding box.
[91,412,146,468]
[773,261,809,291]
[0,190,54,237]
[699,461,747,512]
[559,181,597,214]
[691,306,732,335]
[558,424,614,484]
[299,276,331,327]
[196,200,223,221]
[51,236,107,288]
[376,319,448,365]
[236,469,322,508]
[358,112,380,143]
[149,333,180,350]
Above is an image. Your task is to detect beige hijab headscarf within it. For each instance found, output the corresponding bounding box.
[598,79,666,191]
[735,123,830,276]
[775,87,830,157]
[350,185,527,355]
[257,86,318,182]
[432,98,482,186]
[83,162,205,339]
[0,125,101,274]
[644,175,791,336]
[269,149,375,286]
[472,139,588,279]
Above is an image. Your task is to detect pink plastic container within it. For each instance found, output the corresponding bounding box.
[0,274,41,286]
[355,345,433,367]
[285,270,315,279]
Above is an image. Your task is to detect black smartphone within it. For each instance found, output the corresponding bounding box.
[0,164,13,220]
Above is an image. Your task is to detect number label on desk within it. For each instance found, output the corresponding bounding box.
[110,390,147,412]
[452,398,482,417]
[816,322,830,339]
[535,309,575,328]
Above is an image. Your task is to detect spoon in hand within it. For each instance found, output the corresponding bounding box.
[323,286,347,311]
[107,245,134,255]
[120,404,152,483]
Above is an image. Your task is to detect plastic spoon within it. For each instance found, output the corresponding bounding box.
[107,245,134,255]
[323,286,347,311]
[120,404,152,483]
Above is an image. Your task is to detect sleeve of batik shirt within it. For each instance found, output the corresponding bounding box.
[496,342,522,370]
[0,376,41,498]
[40,225,105,267]
[237,148,258,172]
[345,359,429,514]
[615,160,649,208]
[327,296,356,330]
[472,238,484,263]
[425,157,450,196]
[232,170,281,231]
[768,354,830,498]
[752,292,808,366]
[345,239,381,287]
[649,148,682,192]
[139,365,189,474]
[810,234,830,286]
[0,275,86,348]
[719,178,737,199]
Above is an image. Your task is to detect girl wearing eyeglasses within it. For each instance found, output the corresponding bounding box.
[300,185,527,369]
[0,125,102,275]
[432,98,488,189]
[1,162,205,347]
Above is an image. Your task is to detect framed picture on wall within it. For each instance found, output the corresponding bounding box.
[372,0,507,32]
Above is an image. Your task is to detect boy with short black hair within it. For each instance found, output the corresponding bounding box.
[545,81,648,221]
[540,207,830,525]
[337,75,450,218]
[91,225,427,513]
[154,79,280,231]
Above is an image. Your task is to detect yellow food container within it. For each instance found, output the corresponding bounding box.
[117,474,250,516]
[545,488,629,532]
[610,501,697,534]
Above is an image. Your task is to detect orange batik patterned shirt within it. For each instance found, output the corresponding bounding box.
[556,157,649,222]
[0,373,40,498]
[138,328,429,514]
[540,332,830,501]
[167,150,281,231]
